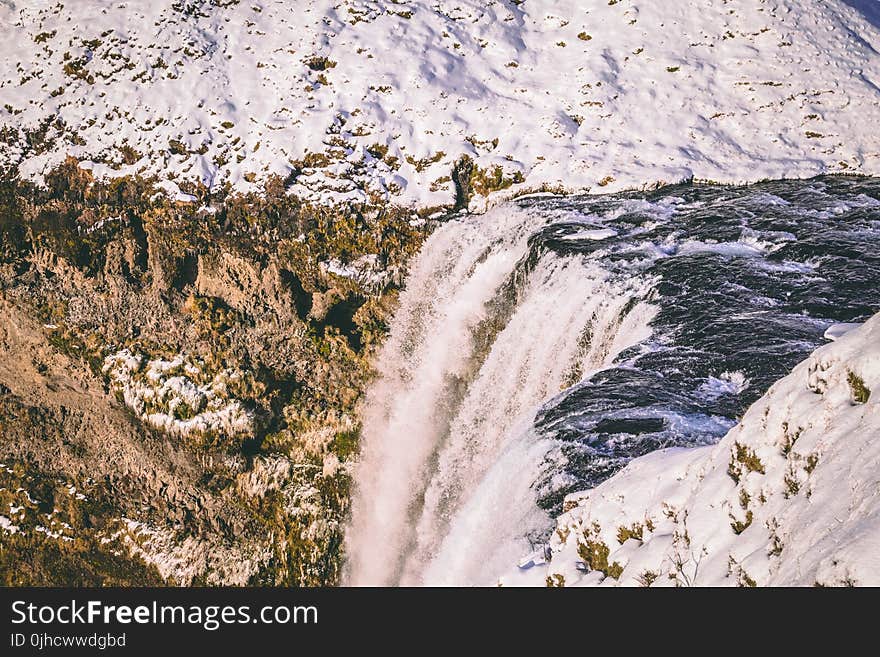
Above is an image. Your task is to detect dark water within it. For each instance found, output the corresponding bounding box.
[515,176,880,512]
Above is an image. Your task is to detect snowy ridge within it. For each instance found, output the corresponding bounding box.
[506,313,880,587]
[2,1,880,209]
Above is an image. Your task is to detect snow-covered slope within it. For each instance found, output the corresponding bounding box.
[2,1,880,208]
[506,314,880,587]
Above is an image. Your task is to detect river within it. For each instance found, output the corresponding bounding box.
[346,176,880,586]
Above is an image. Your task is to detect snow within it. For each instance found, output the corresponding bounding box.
[66,485,86,500]
[153,179,198,204]
[103,349,254,438]
[1,1,879,209]
[504,312,880,586]
[824,322,862,341]
[122,518,270,586]
[0,514,19,534]
[320,253,388,288]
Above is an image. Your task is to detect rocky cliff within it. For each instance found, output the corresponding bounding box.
[0,165,422,584]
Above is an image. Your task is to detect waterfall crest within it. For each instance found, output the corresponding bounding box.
[346,205,655,586]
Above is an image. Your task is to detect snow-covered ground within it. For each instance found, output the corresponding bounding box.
[2,1,880,209]
[505,313,880,587]
[102,349,254,438]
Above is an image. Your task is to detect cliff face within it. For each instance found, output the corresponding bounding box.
[2,1,880,209]
[508,317,880,587]
[0,169,423,585]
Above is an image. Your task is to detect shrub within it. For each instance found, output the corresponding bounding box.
[577,533,623,580]
[727,442,765,482]
[545,574,565,587]
[730,510,753,535]
[847,371,871,403]
[616,522,644,544]
[304,56,336,72]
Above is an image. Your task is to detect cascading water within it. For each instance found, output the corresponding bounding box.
[347,176,880,586]
[346,205,657,586]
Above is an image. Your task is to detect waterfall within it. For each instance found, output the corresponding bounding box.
[346,204,656,586]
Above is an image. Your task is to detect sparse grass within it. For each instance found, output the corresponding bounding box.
[730,510,753,535]
[545,574,565,587]
[636,570,658,587]
[616,522,644,544]
[429,175,452,192]
[304,56,336,72]
[768,519,784,557]
[469,164,524,196]
[34,30,57,43]
[739,570,757,587]
[168,138,187,156]
[116,142,142,165]
[780,421,802,456]
[172,401,196,421]
[783,467,800,498]
[62,57,95,84]
[728,442,765,482]
[405,150,445,172]
[292,151,331,170]
[847,371,871,403]
[729,556,757,587]
[577,526,624,580]
[329,428,360,461]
